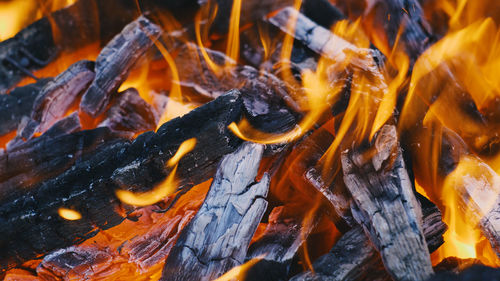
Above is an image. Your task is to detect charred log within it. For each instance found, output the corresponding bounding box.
[341,125,434,281]
[161,142,269,281]
[290,201,446,281]
[175,43,300,132]
[0,79,51,138]
[79,16,162,117]
[98,88,157,134]
[31,60,94,133]
[0,91,244,272]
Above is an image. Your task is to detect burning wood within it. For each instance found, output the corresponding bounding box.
[161,142,269,281]
[79,16,162,118]
[0,0,500,279]
[342,125,434,280]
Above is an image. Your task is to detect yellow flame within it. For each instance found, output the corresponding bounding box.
[195,3,223,74]
[225,0,241,65]
[58,207,82,220]
[167,138,197,167]
[0,0,76,41]
[116,138,196,206]
[154,40,190,128]
[213,256,263,281]
[116,165,178,207]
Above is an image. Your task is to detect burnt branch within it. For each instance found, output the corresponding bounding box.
[161,142,269,281]
[0,91,244,272]
[79,16,162,117]
[290,202,446,281]
[341,125,434,281]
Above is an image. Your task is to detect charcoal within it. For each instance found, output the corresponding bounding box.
[98,88,156,134]
[0,79,51,137]
[0,91,245,272]
[290,201,446,281]
[161,142,269,281]
[31,60,94,134]
[80,16,162,117]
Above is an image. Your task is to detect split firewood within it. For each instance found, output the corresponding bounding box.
[0,79,51,138]
[175,43,300,130]
[79,16,162,118]
[5,60,94,149]
[0,0,199,90]
[161,142,269,281]
[31,60,94,133]
[0,91,245,272]
[0,126,120,197]
[290,200,446,281]
[341,125,434,281]
[98,88,157,134]
[268,7,360,62]
[362,0,433,63]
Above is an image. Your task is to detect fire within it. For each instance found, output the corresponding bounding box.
[0,0,76,41]
[116,138,196,207]
[212,256,263,281]
[58,207,82,220]
[398,0,500,267]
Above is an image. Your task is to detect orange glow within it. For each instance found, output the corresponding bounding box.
[0,0,76,41]
[58,207,82,220]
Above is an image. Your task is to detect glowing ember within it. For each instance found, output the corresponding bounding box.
[57,207,82,220]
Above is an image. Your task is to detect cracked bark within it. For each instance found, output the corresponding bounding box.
[290,199,446,281]
[161,142,269,281]
[341,125,434,281]
[79,16,162,118]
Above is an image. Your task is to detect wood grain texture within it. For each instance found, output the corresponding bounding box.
[161,142,269,281]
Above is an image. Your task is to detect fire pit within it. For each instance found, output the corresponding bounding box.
[0,0,499,280]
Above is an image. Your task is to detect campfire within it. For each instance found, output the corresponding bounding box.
[0,0,499,280]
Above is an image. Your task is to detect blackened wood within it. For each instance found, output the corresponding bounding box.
[0,127,121,198]
[246,206,303,264]
[341,125,433,281]
[268,7,359,62]
[32,60,94,133]
[0,91,244,272]
[363,0,432,63]
[0,79,51,137]
[98,88,156,134]
[290,202,446,281]
[79,16,162,117]
[0,0,198,90]
[161,142,269,281]
[174,43,300,133]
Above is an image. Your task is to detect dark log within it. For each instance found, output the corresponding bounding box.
[33,208,197,279]
[0,127,120,195]
[5,60,94,150]
[362,0,433,63]
[341,125,434,281]
[161,142,269,281]
[175,43,300,132]
[0,91,244,272]
[79,16,162,117]
[0,0,199,90]
[290,201,446,281]
[98,88,157,134]
[268,7,359,62]
[0,79,51,138]
[31,60,94,133]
